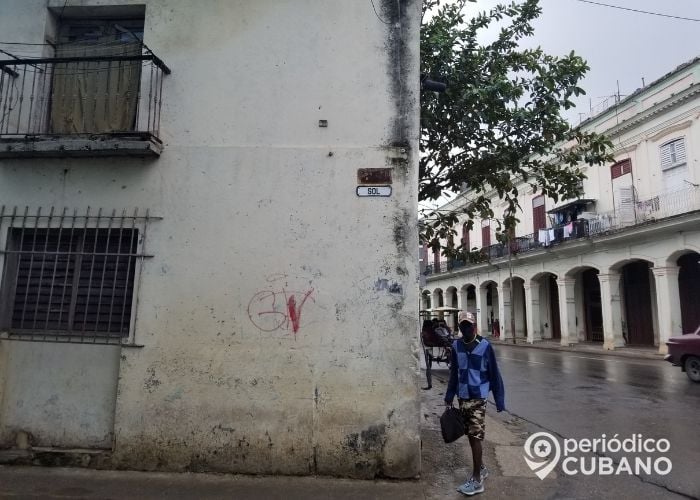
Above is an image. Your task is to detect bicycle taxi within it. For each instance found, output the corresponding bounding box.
[419,307,460,389]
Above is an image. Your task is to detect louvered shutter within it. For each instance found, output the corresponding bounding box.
[616,186,635,224]
[611,159,631,179]
[674,139,687,164]
[462,223,470,250]
[617,186,634,207]
[433,242,440,272]
[532,196,546,232]
[481,220,491,248]
[661,138,686,170]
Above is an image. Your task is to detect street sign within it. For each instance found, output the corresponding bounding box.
[357,186,392,197]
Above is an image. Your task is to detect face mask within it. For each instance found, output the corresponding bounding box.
[459,322,474,337]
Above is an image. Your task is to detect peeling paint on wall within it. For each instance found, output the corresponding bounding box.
[374,278,404,295]
[0,0,422,479]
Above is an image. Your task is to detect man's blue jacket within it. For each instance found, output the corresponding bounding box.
[444,336,506,412]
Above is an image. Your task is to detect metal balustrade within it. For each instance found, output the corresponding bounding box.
[424,187,700,276]
[0,50,169,140]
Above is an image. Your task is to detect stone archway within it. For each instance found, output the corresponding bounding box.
[580,269,603,342]
[530,272,561,341]
[479,281,499,338]
[460,284,477,313]
[503,276,526,339]
[445,286,459,309]
[562,266,603,344]
[614,259,657,346]
[421,290,432,311]
[445,286,459,330]
[431,289,444,317]
[677,251,700,333]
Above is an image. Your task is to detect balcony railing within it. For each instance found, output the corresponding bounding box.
[425,187,700,276]
[0,48,169,156]
[588,186,700,235]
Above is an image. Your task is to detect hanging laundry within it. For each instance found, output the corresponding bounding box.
[563,222,574,238]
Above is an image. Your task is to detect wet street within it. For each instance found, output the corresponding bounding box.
[492,345,700,498]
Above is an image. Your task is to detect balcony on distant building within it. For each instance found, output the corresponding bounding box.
[0,46,169,159]
[424,187,700,277]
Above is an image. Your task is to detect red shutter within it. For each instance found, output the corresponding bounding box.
[481,223,491,248]
[532,196,546,232]
[462,223,470,250]
[611,159,632,180]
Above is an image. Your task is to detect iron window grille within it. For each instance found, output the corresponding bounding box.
[0,206,156,344]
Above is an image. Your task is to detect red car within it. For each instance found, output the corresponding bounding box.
[665,325,700,382]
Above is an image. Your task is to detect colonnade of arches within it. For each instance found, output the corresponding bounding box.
[421,250,700,352]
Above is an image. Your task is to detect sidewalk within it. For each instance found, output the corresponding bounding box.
[0,466,423,500]
[419,369,684,500]
[0,368,682,499]
[488,337,663,360]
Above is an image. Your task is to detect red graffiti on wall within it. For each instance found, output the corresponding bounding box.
[247,280,315,337]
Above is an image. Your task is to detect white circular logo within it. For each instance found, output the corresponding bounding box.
[523,432,561,479]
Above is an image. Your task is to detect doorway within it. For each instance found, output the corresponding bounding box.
[622,261,655,346]
[582,269,603,342]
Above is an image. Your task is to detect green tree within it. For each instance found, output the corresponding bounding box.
[420,0,613,253]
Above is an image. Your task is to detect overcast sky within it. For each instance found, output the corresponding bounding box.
[463,0,700,124]
[420,0,700,211]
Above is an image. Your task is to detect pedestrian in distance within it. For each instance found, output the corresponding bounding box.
[434,319,453,347]
[445,311,506,496]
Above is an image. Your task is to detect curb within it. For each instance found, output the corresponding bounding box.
[488,338,664,361]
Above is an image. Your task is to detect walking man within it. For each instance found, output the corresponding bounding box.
[445,311,505,496]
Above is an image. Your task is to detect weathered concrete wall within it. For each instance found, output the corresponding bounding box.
[0,343,120,449]
[0,0,421,477]
[0,342,5,439]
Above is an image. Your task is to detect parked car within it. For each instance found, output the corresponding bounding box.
[665,325,700,382]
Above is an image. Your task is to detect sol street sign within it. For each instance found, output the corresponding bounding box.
[356,186,392,197]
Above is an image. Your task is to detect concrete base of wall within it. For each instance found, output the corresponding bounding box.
[0,447,112,469]
[0,135,162,158]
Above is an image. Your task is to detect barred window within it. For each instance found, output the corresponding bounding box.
[0,208,153,343]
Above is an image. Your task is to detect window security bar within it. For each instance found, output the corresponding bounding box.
[0,206,159,345]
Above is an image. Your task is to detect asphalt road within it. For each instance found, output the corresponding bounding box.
[491,345,700,499]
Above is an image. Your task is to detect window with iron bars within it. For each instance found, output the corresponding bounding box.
[0,207,153,344]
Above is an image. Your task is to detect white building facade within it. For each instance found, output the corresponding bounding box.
[423,58,700,354]
[0,0,422,478]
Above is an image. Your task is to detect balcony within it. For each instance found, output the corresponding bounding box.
[425,186,700,277]
[0,49,169,158]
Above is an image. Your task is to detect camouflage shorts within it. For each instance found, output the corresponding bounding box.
[458,398,487,440]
